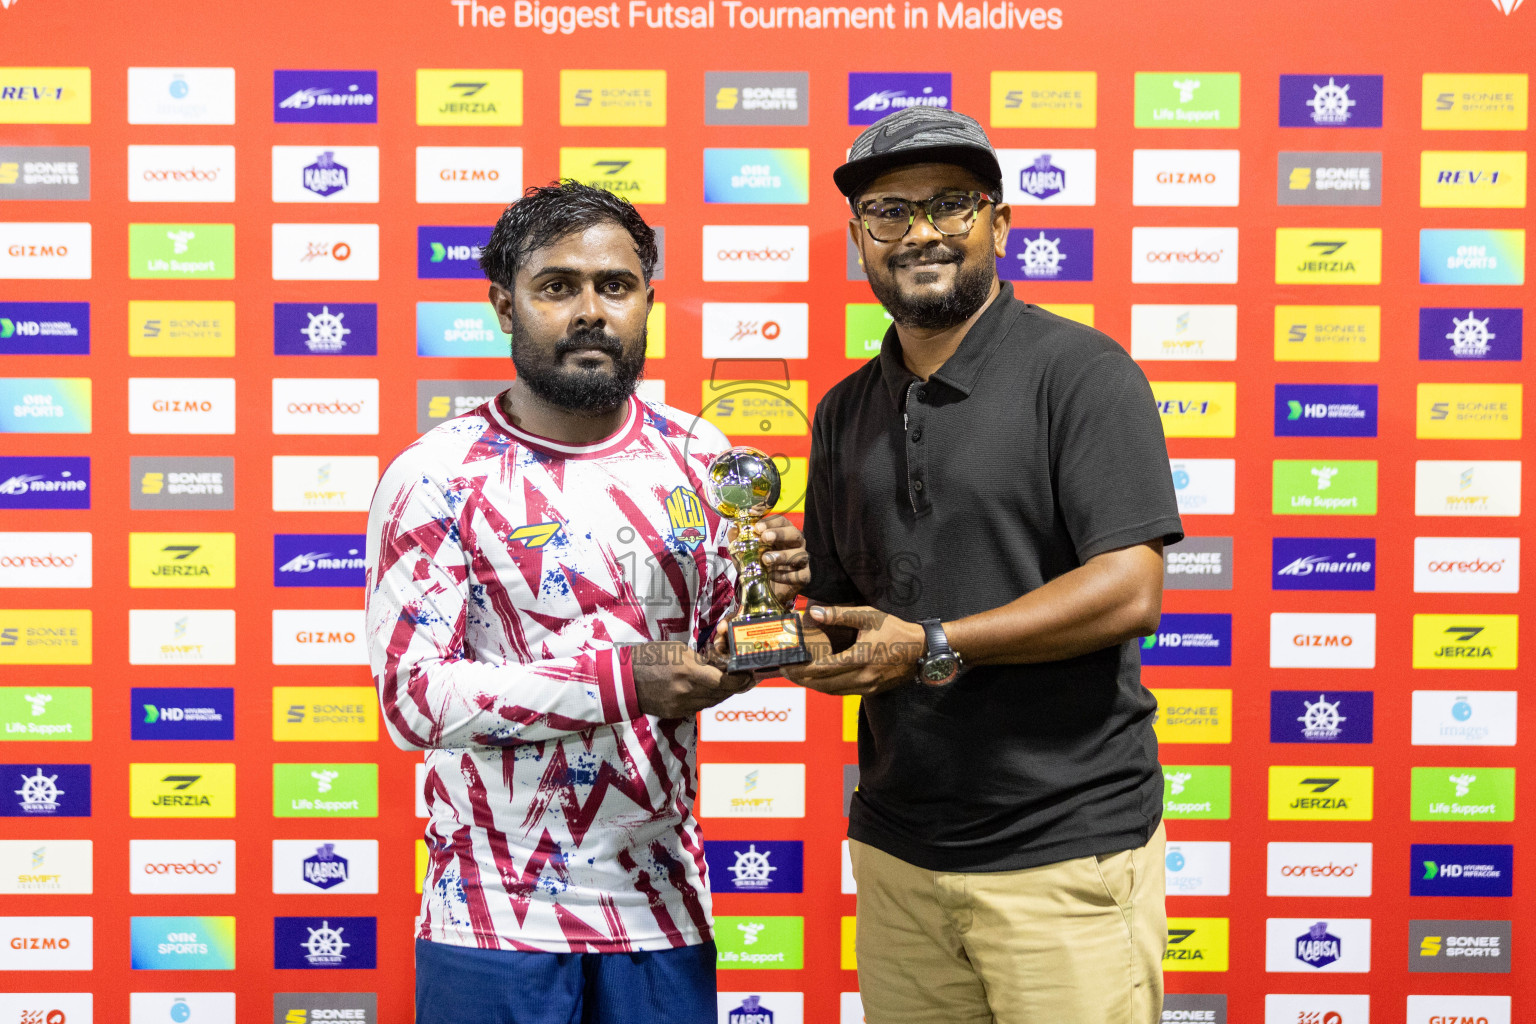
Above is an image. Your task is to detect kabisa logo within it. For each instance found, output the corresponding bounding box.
[666,486,708,552]
[418,225,492,279]
[1272,537,1376,591]
[727,995,777,1023]
[1418,308,1521,361]
[0,301,89,355]
[0,456,89,509]
[1279,74,1384,127]
[847,72,951,125]
[274,916,377,969]
[1412,843,1513,897]
[5,764,89,816]
[999,228,1093,282]
[131,686,234,741]
[705,72,808,126]
[705,839,804,894]
[1295,921,1343,968]
[302,151,349,196]
[1019,153,1066,200]
[274,302,378,356]
[1270,690,1375,743]
[302,843,349,890]
[1141,613,1231,666]
[274,534,367,588]
[1274,384,1378,437]
[274,70,377,123]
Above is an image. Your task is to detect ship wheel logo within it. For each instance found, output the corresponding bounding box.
[301,305,352,353]
[1298,694,1346,740]
[727,844,778,889]
[302,920,351,965]
[1307,78,1356,124]
[1447,311,1494,358]
[14,768,63,813]
[1017,232,1067,278]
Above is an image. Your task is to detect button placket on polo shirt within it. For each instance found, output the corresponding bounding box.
[904,380,932,517]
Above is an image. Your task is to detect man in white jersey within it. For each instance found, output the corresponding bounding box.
[366,181,808,1023]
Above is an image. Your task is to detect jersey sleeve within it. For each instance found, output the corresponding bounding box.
[365,449,641,750]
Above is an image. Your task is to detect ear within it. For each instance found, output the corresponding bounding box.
[990,201,1012,259]
[847,217,867,272]
[488,282,516,335]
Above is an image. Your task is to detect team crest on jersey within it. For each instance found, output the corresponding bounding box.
[508,521,561,548]
[666,486,708,550]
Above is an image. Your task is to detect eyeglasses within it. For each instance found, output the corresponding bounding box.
[856,190,996,243]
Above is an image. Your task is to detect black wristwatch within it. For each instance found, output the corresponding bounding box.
[915,618,963,685]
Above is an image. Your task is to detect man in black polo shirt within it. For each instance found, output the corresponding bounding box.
[787,108,1183,1024]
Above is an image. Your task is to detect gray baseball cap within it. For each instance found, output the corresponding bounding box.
[833,107,1003,198]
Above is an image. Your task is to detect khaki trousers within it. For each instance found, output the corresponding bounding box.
[851,823,1167,1024]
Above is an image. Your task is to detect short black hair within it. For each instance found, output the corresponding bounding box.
[480,180,658,288]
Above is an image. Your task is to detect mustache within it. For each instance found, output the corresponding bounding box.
[888,245,964,271]
[555,325,625,358]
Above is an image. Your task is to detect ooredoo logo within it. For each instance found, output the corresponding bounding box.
[702,226,809,282]
[0,532,90,589]
[271,378,379,435]
[1266,843,1374,898]
[1413,537,1519,594]
[700,688,807,743]
[127,145,235,203]
[1132,227,1238,284]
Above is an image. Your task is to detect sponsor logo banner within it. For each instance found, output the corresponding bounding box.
[1163,917,1229,971]
[706,72,809,126]
[999,148,1096,206]
[999,227,1093,282]
[700,686,807,742]
[848,72,949,125]
[127,532,235,589]
[844,303,891,360]
[271,223,380,280]
[274,534,367,588]
[1132,149,1240,206]
[273,839,380,895]
[0,609,91,665]
[272,609,367,665]
[1417,382,1522,439]
[990,70,1095,128]
[1406,995,1510,1024]
[1420,150,1526,208]
[129,300,234,358]
[127,222,233,279]
[1151,688,1231,744]
[718,992,803,1024]
[130,993,235,1023]
[273,763,378,818]
[416,69,523,126]
[1279,74,1384,127]
[1267,766,1374,820]
[714,916,804,969]
[416,302,506,358]
[1141,613,1232,666]
[1420,306,1522,363]
[271,145,378,203]
[1266,842,1373,897]
[0,301,88,356]
[1274,305,1380,362]
[705,839,804,894]
[273,993,378,1022]
[1132,304,1239,361]
[275,302,376,356]
[1275,384,1377,437]
[702,225,809,282]
[704,148,809,205]
[1277,150,1382,206]
[1419,229,1525,285]
[1270,690,1374,744]
[1275,228,1381,284]
[2,763,90,816]
[274,69,377,123]
[128,377,233,435]
[0,221,91,279]
[1163,840,1230,895]
[418,225,491,279]
[561,69,666,126]
[1264,995,1370,1024]
[1269,612,1376,668]
[1171,459,1235,516]
[1272,537,1375,591]
[274,917,377,969]
[130,456,233,511]
[131,687,234,741]
[1131,227,1238,284]
[1413,614,1518,669]
[1265,917,1371,972]
[0,145,89,201]
[128,763,236,818]
[0,456,88,509]
[0,686,91,742]
[1413,536,1519,594]
[701,303,808,360]
[127,609,235,665]
[1162,536,1233,590]
[1415,460,1521,517]
[416,380,502,432]
[559,147,666,203]
[1134,73,1240,128]
[272,377,379,435]
[127,145,234,203]
[1162,994,1227,1023]
[0,839,92,893]
[0,916,92,969]
[1152,381,1235,437]
[1273,459,1377,515]
[1409,919,1510,973]
[1161,765,1231,819]
[127,839,235,894]
[271,456,378,513]
[1422,73,1528,131]
[273,687,378,743]
[1410,767,1515,822]
[0,531,90,588]
[700,763,806,818]
[1410,843,1513,897]
[0,68,91,124]
[700,379,809,437]
[127,66,235,125]
[416,145,522,203]
[1412,690,1517,746]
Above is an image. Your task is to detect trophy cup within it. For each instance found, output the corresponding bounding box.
[702,446,811,673]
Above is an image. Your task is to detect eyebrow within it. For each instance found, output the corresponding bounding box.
[528,265,642,284]
[860,189,977,203]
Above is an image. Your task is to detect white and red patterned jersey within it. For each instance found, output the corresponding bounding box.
[365,393,736,953]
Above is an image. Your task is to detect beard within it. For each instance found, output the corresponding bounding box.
[508,315,647,415]
[866,242,995,330]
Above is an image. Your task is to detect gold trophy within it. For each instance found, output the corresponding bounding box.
[703,446,811,672]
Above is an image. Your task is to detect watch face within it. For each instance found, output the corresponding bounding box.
[921,655,958,683]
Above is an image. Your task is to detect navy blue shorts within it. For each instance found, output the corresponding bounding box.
[414,937,717,1024]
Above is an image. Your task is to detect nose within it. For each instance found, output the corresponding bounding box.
[903,208,946,247]
[570,281,605,330]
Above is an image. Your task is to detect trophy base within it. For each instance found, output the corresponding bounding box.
[726,613,811,673]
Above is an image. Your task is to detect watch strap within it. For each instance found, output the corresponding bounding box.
[919,618,951,659]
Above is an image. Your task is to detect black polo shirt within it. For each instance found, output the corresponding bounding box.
[802,283,1184,872]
